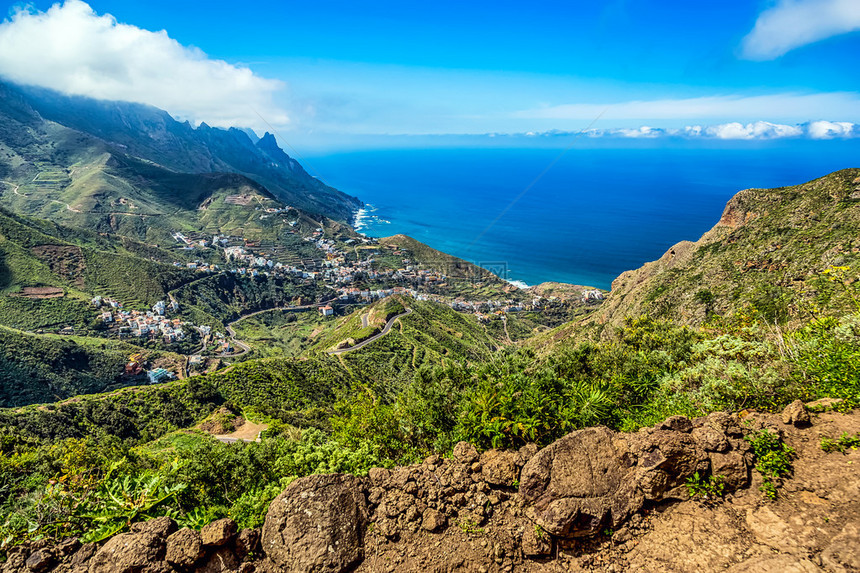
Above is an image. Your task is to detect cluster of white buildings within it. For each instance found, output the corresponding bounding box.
[581,290,605,303]
[94,298,191,342]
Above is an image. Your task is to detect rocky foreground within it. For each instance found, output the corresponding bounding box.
[4,402,859,573]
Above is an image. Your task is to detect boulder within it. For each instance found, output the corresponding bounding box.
[632,429,709,501]
[367,467,390,488]
[781,400,811,427]
[194,547,240,573]
[87,531,164,573]
[421,509,447,532]
[658,415,693,433]
[261,473,368,573]
[55,538,81,558]
[25,548,53,572]
[130,516,177,538]
[235,528,261,560]
[519,418,725,539]
[521,526,552,557]
[201,518,237,547]
[705,412,745,437]
[165,527,204,568]
[709,451,749,490]
[519,426,640,537]
[691,425,730,453]
[69,543,97,568]
[452,441,479,465]
[518,443,540,465]
[481,449,521,487]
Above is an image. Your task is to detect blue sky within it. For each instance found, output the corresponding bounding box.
[0,0,859,146]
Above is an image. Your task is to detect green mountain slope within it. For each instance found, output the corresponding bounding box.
[0,326,168,408]
[306,295,501,388]
[589,168,860,329]
[6,81,361,222]
[0,206,195,303]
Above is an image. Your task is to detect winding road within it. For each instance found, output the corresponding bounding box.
[221,300,337,357]
[327,308,413,355]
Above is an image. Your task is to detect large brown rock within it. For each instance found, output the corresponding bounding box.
[165,527,204,568]
[87,531,164,573]
[452,441,479,465]
[261,473,369,573]
[130,516,177,538]
[25,548,53,572]
[709,451,749,490]
[781,400,811,427]
[519,426,640,537]
[631,429,709,501]
[518,417,727,539]
[480,449,521,487]
[201,518,237,547]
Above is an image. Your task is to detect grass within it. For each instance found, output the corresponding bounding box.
[232,310,335,358]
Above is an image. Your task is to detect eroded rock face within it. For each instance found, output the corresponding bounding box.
[261,473,369,573]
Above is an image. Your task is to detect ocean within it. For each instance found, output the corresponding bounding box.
[305,141,859,290]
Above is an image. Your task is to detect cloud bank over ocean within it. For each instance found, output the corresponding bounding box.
[511,121,859,141]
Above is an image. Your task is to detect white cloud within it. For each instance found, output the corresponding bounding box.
[807,120,858,139]
[0,1,287,130]
[741,0,860,60]
[703,121,803,140]
[514,93,860,122]
[557,120,856,140]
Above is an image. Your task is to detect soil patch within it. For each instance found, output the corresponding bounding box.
[10,286,65,298]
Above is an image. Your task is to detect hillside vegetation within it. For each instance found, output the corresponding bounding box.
[592,168,860,328]
[1,169,860,552]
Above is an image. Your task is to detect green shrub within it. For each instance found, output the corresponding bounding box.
[745,428,795,500]
[820,432,860,454]
[685,471,726,502]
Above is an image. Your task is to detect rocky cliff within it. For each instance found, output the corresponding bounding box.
[586,168,860,329]
[5,402,858,572]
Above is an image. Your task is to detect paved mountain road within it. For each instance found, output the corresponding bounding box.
[327,308,413,355]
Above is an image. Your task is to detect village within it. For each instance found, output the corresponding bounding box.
[74,226,605,387]
[168,226,605,320]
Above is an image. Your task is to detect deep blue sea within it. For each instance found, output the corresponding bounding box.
[306,142,859,290]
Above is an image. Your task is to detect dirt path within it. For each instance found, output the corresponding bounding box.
[49,199,81,213]
[213,420,269,444]
[328,308,413,355]
[1,180,21,196]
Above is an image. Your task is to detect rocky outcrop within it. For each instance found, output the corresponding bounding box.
[519,412,750,538]
[10,408,859,573]
[261,473,368,572]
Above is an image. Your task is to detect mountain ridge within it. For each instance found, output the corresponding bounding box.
[0,79,361,223]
